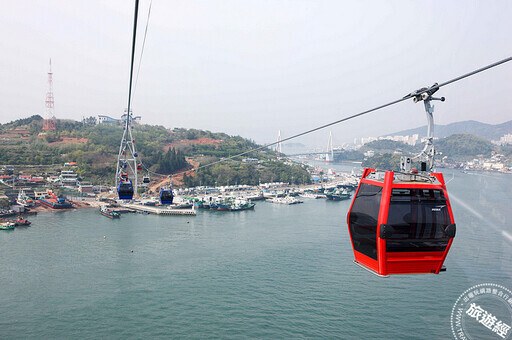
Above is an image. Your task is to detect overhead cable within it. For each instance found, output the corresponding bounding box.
[144,56,512,179]
[132,0,152,104]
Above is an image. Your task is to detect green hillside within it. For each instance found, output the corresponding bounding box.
[388,120,512,141]
[436,134,494,159]
[0,116,310,186]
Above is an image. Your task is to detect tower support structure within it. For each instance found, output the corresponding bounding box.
[115,109,139,196]
[43,59,56,131]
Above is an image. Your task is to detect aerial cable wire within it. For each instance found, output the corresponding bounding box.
[141,56,511,179]
[125,0,139,128]
[132,0,152,104]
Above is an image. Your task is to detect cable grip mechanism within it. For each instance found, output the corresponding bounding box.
[400,83,446,173]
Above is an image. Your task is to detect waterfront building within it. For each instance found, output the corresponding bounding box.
[97,115,120,124]
[78,183,94,194]
[59,170,78,186]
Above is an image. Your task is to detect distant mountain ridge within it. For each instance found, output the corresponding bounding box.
[386,120,512,141]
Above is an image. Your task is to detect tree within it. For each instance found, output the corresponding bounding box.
[83,116,97,126]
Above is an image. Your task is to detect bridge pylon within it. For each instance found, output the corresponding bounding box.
[325,131,334,162]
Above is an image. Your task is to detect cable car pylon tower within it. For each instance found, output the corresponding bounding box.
[115,109,139,198]
[115,0,140,200]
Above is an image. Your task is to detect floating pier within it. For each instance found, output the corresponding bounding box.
[121,203,196,216]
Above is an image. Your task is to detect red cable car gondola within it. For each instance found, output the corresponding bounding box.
[347,168,455,276]
[347,84,456,276]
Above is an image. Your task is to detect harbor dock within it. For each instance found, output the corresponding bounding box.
[121,203,196,216]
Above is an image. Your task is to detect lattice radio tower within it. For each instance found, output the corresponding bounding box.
[42,59,56,131]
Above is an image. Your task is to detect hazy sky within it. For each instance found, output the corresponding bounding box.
[1,1,511,147]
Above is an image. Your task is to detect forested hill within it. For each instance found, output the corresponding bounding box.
[386,120,512,141]
[0,116,310,186]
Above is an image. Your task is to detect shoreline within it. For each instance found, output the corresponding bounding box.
[28,199,103,213]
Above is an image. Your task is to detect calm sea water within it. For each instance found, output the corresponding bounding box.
[1,166,511,339]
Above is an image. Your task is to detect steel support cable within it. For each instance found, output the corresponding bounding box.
[125,0,139,129]
[140,56,512,179]
[132,0,152,104]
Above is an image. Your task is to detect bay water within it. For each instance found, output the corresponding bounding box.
[1,166,511,339]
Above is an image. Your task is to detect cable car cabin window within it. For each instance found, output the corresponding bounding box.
[386,188,451,252]
[349,183,382,260]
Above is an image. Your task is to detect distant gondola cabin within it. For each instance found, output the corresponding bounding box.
[118,180,134,200]
[160,188,174,205]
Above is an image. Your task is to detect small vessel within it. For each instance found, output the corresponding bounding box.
[172,197,193,209]
[325,188,351,201]
[38,191,73,209]
[17,189,35,207]
[268,196,303,205]
[0,221,16,230]
[229,198,255,211]
[209,197,227,211]
[100,205,120,219]
[299,192,324,199]
[14,216,31,226]
[217,200,230,211]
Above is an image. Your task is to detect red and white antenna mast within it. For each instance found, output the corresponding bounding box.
[43,58,56,131]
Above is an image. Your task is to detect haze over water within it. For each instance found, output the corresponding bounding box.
[1,164,511,339]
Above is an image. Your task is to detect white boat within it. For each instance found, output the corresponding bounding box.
[299,192,323,199]
[268,195,303,205]
[17,189,35,207]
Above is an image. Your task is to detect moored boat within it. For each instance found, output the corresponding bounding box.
[0,221,16,230]
[268,196,303,205]
[324,188,351,201]
[299,192,324,199]
[229,198,255,211]
[14,216,31,226]
[17,189,35,207]
[38,191,73,209]
[100,205,120,219]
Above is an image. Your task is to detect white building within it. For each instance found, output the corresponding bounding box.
[499,134,512,145]
[60,170,78,186]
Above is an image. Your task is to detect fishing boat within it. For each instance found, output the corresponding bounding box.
[193,198,204,209]
[172,197,194,209]
[229,197,255,211]
[217,200,231,211]
[14,216,31,226]
[99,205,120,219]
[17,189,35,207]
[299,191,324,199]
[0,221,16,230]
[268,196,303,205]
[325,188,351,201]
